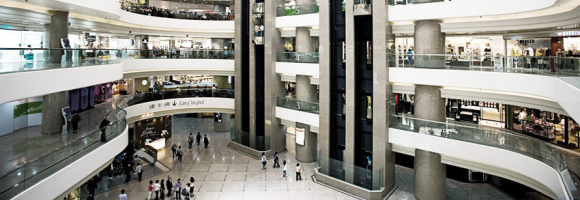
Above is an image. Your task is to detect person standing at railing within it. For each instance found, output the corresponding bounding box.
[407,49,413,65]
[99,116,111,142]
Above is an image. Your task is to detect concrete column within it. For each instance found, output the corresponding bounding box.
[295,27,314,53]
[296,0,317,14]
[413,85,445,122]
[295,75,317,102]
[318,0,331,174]
[295,123,317,162]
[43,11,68,63]
[413,85,446,200]
[414,20,444,67]
[41,91,67,134]
[214,113,231,132]
[140,35,150,58]
[344,0,356,183]
[414,149,446,200]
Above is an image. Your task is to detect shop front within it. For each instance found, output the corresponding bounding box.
[395,35,505,67]
[134,115,172,151]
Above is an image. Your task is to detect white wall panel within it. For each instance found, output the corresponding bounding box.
[275,107,319,127]
[276,13,319,28]
[0,63,123,105]
[275,62,319,77]
[119,11,235,31]
[124,97,235,120]
[123,59,235,77]
[388,0,556,21]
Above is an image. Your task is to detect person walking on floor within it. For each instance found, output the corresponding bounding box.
[124,162,132,183]
[148,181,154,200]
[87,177,98,197]
[99,116,111,142]
[166,176,173,197]
[154,180,161,200]
[171,143,177,159]
[281,160,287,179]
[176,146,183,163]
[174,179,183,199]
[160,179,166,200]
[196,132,202,146]
[273,152,280,168]
[296,163,302,180]
[119,189,127,200]
[136,162,143,182]
[188,177,195,197]
[71,112,81,133]
[187,133,194,149]
[203,134,209,149]
[261,153,267,170]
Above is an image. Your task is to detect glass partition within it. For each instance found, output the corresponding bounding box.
[390,54,580,89]
[317,151,383,190]
[0,102,127,199]
[276,52,320,63]
[389,115,580,199]
[276,2,320,17]
[276,97,319,114]
[0,48,122,75]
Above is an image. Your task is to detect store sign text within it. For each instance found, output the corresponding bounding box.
[0,24,11,29]
[148,100,205,111]
[558,31,580,37]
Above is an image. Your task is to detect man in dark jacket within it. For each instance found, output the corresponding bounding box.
[99,116,111,142]
[166,175,173,197]
[196,132,202,146]
[203,135,209,149]
[87,177,98,196]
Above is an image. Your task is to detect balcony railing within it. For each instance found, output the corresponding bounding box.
[276,2,320,17]
[0,100,127,199]
[276,97,319,114]
[0,48,234,75]
[389,114,580,199]
[390,53,580,89]
[276,52,319,63]
[120,1,234,21]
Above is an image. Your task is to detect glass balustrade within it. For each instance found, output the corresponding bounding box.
[390,54,580,89]
[276,52,320,63]
[0,102,127,200]
[120,0,234,21]
[389,114,580,199]
[276,97,319,114]
[316,151,384,190]
[0,49,234,75]
[276,2,320,17]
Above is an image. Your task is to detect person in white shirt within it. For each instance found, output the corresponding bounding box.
[136,162,143,182]
[281,160,288,178]
[261,153,267,169]
[119,189,128,200]
[296,163,302,180]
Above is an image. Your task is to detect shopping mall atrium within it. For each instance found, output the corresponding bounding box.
[1,0,580,199]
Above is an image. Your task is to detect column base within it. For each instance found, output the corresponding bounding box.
[313,168,394,200]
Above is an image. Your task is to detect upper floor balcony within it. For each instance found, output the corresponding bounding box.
[276,52,320,77]
[275,2,320,28]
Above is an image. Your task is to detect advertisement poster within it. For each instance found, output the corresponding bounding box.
[13,101,42,119]
[296,128,305,146]
[134,115,172,149]
[80,87,89,110]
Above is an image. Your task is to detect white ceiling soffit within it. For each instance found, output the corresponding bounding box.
[281,74,296,83]
[392,0,580,34]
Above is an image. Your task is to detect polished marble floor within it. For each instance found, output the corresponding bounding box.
[93,116,512,200]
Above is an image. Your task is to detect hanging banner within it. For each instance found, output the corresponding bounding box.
[296,128,305,146]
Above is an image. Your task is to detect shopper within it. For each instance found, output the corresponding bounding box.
[166,176,173,197]
[99,116,111,142]
[296,163,302,180]
[154,180,161,200]
[87,177,98,197]
[273,152,280,168]
[196,132,202,146]
[187,133,194,149]
[175,179,182,199]
[124,162,132,183]
[176,146,183,163]
[189,177,195,197]
[108,161,114,179]
[407,49,413,65]
[261,153,267,170]
[71,112,81,133]
[136,162,143,182]
[281,160,287,178]
[171,143,177,159]
[119,189,128,200]
[203,134,209,149]
[148,181,154,200]
[159,178,166,200]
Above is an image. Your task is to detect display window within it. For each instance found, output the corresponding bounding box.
[563,37,580,57]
